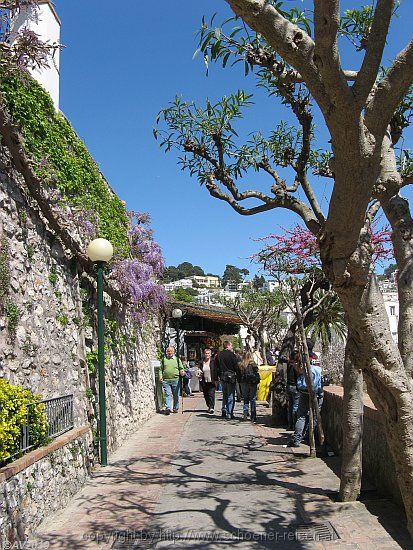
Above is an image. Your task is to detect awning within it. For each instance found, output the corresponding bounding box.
[167,301,242,335]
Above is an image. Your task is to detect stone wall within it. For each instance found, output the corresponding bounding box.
[322,386,402,504]
[0,148,159,452]
[0,427,92,547]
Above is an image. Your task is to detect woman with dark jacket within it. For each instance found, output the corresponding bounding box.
[199,348,218,414]
[239,351,260,422]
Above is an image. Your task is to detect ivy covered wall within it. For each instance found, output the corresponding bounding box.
[0,74,161,456]
[2,75,130,255]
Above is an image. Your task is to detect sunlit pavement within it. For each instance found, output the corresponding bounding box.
[35,394,410,549]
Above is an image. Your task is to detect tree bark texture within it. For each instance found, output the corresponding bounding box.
[332,259,413,535]
[339,332,364,502]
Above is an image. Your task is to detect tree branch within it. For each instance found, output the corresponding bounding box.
[285,69,358,84]
[365,200,381,226]
[353,0,394,108]
[294,115,325,224]
[205,173,320,234]
[258,160,286,190]
[402,174,413,187]
[366,38,413,136]
[225,0,332,115]
[314,0,351,107]
[0,1,36,9]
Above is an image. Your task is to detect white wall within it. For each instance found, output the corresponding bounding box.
[383,292,399,343]
[11,1,61,110]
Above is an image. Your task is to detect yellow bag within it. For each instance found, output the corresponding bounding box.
[257,365,273,401]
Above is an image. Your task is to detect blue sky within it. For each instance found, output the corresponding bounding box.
[54,1,412,276]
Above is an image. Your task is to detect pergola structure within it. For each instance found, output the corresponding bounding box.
[166,301,243,361]
[167,301,242,335]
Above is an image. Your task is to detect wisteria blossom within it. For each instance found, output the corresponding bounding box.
[110,212,166,322]
[45,186,98,244]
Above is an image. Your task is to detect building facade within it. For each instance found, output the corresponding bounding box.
[10,0,61,110]
[192,275,220,288]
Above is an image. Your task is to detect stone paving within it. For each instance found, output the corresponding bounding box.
[35,395,411,549]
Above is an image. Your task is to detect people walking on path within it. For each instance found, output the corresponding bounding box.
[181,356,193,397]
[216,341,240,419]
[239,351,260,422]
[199,348,217,414]
[160,346,184,415]
[288,343,323,447]
[286,349,301,430]
[35,393,410,549]
[234,347,243,402]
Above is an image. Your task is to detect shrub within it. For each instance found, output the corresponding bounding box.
[0,379,48,464]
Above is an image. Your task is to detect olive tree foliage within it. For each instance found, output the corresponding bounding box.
[156,0,413,533]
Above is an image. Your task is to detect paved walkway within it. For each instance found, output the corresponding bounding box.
[36,395,411,549]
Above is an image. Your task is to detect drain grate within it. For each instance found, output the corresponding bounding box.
[293,521,340,541]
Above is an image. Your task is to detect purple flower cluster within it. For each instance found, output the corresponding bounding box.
[110,212,166,323]
[111,259,166,319]
[44,186,97,243]
[42,184,165,322]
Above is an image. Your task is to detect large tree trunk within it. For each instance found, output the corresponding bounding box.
[339,332,364,501]
[332,254,413,537]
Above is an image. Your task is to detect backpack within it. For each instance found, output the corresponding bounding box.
[244,363,260,385]
[221,370,237,384]
[184,368,192,380]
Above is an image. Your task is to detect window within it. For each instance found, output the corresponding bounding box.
[390,305,396,316]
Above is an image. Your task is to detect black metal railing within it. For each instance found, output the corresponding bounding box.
[41,394,74,439]
[2,394,74,465]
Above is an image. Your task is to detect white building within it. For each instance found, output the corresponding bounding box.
[195,288,238,307]
[192,275,220,288]
[379,279,399,343]
[224,281,240,292]
[383,290,399,343]
[262,280,279,293]
[10,0,61,110]
[164,278,193,292]
[224,280,251,293]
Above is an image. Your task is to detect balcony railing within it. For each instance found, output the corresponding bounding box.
[2,394,74,466]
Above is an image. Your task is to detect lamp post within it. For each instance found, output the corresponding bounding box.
[172,308,183,412]
[86,238,113,466]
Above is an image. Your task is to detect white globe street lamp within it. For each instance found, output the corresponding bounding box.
[86,238,113,466]
[86,238,114,263]
[172,308,183,319]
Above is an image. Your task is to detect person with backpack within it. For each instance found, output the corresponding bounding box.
[288,344,323,447]
[180,356,193,397]
[198,348,218,414]
[239,351,261,422]
[286,349,301,430]
[216,341,240,419]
